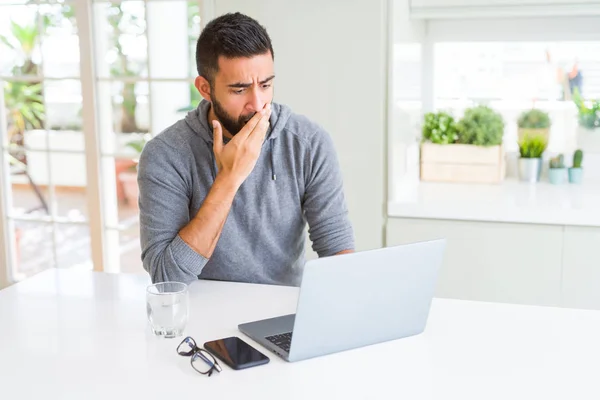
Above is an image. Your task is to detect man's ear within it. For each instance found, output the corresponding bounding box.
[195,75,212,102]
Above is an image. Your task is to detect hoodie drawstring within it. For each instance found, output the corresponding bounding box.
[270,139,276,181]
[209,147,217,181]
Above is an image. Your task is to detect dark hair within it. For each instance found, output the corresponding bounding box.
[196,12,274,85]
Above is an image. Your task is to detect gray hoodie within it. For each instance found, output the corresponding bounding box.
[138,100,354,286]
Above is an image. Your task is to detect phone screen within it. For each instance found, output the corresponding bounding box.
[204,336,270,370]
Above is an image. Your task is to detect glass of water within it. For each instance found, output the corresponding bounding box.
[146,282,189,338]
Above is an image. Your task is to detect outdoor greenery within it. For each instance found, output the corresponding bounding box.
[573,88,600,130]
[177,82,203,113]
[3,1,202,141]
[1,18,43,163]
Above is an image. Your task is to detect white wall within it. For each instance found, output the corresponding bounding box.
[213,0,389,253]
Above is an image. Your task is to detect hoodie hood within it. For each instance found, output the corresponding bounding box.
[184,100,292,181]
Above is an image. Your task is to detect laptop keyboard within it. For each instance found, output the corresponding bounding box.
[265,332,293,353]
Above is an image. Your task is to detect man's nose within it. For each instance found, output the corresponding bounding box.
[246,88,265,113]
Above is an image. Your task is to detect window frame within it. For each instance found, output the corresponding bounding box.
[0,0,211,287]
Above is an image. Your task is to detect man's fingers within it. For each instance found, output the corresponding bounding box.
[248,107,271,144]
[212,120,223,155]
[237,108,267,139]
[249,115,270,147]
[250,104,271,137]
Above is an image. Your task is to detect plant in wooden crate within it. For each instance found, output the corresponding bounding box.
[420,106,505,184]
[421,111,458,145]
[456,106,504,146]
[517,109,551,143]
[548,154,566,185]
[573,89,600,153]
[518,134,547,183]
[568,149,584,184]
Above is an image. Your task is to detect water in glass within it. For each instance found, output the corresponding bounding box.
[146,282,189,338]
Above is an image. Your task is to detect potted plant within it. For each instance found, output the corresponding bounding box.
[421,111,458,145]
[548,154,566,185]
[568,149,584,184]
[573,89,600,152]
[456,105,505,147]
[517,109,551,143]
[420,106,506,184]
[518,134,547,183]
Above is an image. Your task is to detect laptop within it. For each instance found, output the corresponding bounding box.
[238,239,446,362]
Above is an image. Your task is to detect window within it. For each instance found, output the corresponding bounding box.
[389,15,600,209]
[1,1,90,281]
[92,0,201,274]
[1,0,203,284]
[434,41,600,153]
[390,43,423,194]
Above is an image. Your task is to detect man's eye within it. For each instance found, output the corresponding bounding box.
[233,89,245,94]
[262,84,271,89]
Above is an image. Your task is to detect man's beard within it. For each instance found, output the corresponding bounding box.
[210,93,256,136]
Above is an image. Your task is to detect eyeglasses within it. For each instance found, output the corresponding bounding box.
[177,336,222,376]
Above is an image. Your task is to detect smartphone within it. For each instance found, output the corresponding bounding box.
[204,336,270,370]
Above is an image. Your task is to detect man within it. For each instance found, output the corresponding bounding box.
[138,12,354,286]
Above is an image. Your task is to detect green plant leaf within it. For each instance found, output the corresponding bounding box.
[0,34,16,50]
[421,111,458,145]
[4,80,45,132]
[10,20,38,55]
[518,134,548,158]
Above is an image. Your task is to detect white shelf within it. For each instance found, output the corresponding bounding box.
[388,179,600,227]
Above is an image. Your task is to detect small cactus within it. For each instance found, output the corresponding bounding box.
[573,149,584,169]
[549,154,565,169]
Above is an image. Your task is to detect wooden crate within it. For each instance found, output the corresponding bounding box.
[420,143,506,184]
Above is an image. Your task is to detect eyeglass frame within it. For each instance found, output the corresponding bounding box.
[177,336,223,376]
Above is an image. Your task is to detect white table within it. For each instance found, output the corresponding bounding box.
[1,269,600,399]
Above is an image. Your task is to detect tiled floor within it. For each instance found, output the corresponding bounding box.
[11,185,146,281]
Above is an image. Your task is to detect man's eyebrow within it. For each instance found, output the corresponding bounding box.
[227,75,275,88]
[260,75,276,84]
